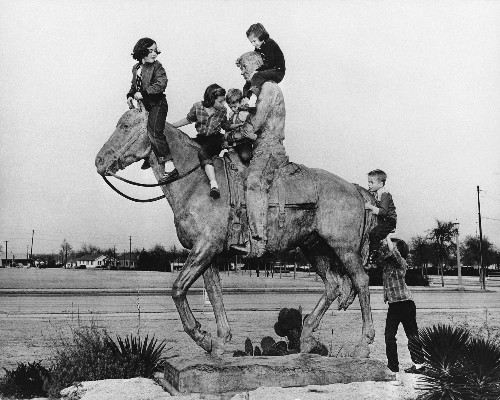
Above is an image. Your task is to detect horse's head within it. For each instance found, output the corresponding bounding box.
[95,109,151,176]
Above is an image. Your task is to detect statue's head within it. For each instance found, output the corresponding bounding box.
[236,51,263,82]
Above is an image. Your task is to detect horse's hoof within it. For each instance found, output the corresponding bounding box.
[211,337,226,357]
[300,336,320,354]
[197,331,213,353]
[352,342,370,358]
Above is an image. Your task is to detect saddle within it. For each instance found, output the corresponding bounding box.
[220,150,319,253]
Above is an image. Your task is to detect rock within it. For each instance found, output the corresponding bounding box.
[60,378,172,400]
[164,353,394,395]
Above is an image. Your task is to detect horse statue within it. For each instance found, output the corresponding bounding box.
[95,108,377,357]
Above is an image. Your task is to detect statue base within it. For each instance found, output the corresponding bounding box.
[164,353,394,395]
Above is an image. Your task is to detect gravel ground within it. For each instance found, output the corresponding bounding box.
[1,269,498,399]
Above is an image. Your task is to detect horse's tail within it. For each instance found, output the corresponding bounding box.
[353,184,377,269]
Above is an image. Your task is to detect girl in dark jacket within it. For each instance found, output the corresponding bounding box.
[127,38,175,180]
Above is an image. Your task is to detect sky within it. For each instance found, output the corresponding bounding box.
[0,0,499,257]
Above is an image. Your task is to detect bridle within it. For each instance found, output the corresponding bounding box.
[102,164,201,203]
[101,108,201,202]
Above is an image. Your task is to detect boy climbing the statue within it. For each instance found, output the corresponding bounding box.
[364,169,397,263]
[229,51,289,258]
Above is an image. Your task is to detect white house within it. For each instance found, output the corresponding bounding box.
[76,254,107,269]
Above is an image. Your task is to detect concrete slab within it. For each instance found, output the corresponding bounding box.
[164,353,394,395]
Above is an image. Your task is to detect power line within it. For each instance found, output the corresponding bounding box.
[482,216,500,222]
[480,189,500,197]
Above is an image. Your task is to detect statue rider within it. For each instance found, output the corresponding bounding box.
[229,51,288,258]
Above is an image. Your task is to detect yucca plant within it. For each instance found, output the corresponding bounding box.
[0,361,50,398]
[460,336,500,400]
[106,334,168,378]
[412,324,500,400]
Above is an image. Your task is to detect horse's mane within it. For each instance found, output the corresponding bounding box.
[163,122,201,175]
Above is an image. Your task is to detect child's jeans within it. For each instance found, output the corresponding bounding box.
[243,69,285,98]
[194,134,224,167]
[385,300,422,372]
[147,98,172,162]
[369,217,396,253]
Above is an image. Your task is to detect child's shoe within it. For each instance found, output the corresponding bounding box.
[209,181,220,199]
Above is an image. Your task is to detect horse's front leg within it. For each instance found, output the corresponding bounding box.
[341,251,375,358]
[172,239,221,354]
[203,262,232,355]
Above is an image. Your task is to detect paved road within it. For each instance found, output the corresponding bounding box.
[2,289,499,319]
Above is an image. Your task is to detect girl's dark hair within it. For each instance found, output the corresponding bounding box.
[246,23,270,42]
[131,38,157,62]
[202,84,226,108]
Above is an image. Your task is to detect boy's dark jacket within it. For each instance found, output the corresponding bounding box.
[127,60,167,111]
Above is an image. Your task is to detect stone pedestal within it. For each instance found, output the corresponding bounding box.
[164,353,394,395]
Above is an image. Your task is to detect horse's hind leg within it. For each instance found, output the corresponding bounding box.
[172,239,224,355]
[203,262,232,350]
[299,243,342,354]
[338,250,375,357]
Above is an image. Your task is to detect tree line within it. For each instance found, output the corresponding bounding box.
[409,220,499,276]
[29,220,499,273]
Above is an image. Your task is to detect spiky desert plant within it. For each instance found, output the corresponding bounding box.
[107,334,168,378]
[460,336,500,399]
[413,324,500,400]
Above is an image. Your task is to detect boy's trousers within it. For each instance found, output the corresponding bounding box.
[385,300,422,371]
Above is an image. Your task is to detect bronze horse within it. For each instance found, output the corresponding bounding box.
[95,108,377,357]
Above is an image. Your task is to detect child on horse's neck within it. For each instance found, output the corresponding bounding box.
[126,37,175,181]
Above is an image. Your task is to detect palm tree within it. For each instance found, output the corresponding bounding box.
[410,235,434,277]
[428,220,456,287]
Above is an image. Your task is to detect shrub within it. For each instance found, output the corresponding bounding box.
[106,334,168,379]
[45,322,168,397]
[412,324,500,400]
[0,361,50,398]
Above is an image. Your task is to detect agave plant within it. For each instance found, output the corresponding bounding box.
[106,334,168,378]
[413,324,500,400]
[460,336,500,400]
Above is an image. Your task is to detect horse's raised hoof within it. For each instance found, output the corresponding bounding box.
[197,331,213,353]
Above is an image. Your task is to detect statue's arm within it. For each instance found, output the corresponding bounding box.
[239,84,274,140]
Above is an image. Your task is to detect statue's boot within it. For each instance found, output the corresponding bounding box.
[229,238,265,258]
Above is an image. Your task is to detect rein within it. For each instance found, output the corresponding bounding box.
[102,164,201,203]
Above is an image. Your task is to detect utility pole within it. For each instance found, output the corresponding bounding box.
[65,243,68,267]
[477,186,485,290]
[5,241,8,267]
[129,236,132,269]
[30,230,34,268]
[113,245,116,269]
